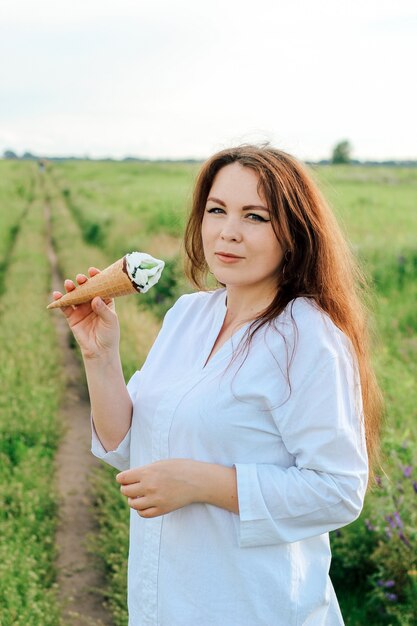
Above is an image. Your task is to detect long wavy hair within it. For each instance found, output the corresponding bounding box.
[183,144,382,483]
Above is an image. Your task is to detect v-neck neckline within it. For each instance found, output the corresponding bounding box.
[201,290,251,370]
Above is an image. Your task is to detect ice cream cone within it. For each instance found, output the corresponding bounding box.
[47,257,137,309]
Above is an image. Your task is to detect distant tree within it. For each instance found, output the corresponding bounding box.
[3,149,18,159]
[332,140,352,164]
[22,151,36,160]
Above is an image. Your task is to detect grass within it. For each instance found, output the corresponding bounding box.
[50,160,197,261]
[315,165,417,276]
[0,168,63,625]
[0,161,35,295]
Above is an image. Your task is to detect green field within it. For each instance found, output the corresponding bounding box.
[0,159,416,625]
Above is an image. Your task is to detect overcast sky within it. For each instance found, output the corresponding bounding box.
[1,0,416,161]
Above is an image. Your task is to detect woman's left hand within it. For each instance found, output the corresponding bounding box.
[116,459,198,518]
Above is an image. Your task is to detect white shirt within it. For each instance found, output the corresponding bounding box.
[91,289,368,626]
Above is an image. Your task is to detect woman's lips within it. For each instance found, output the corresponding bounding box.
[215,252,244,263]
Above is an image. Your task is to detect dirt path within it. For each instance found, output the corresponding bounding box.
[45,200,114,626]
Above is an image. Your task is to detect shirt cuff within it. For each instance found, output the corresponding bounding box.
[89,369,141,472]
[234,463,279,548]
[91,416,131,471]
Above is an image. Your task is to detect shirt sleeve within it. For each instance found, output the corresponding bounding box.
[234,354,368,548]
[90,369,141,471]
[89,295,191,471]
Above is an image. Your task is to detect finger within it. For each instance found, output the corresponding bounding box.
[120,483,143,497]
[88,266,101,277]
[76,273,88,284]
[91,297,117,321]
[64,279,76,292]
[137,507,159,518]
[128,499,161,519]
[127,496,148,510]
[51,290,72,317]
[116,469,141,485]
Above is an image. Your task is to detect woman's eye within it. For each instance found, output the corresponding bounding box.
[205,208,270,222]
[246,213,269,223]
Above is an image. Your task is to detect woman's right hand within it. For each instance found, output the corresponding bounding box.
[52,267,120,361]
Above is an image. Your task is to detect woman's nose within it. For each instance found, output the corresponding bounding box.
[220,218,242,242]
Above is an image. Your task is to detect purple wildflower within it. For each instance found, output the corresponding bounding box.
[385,592,398,602]
[403,465,412,478]
[365,519,375,531]
[375,475,382,487]
[393,511,403,528]
[398,531,411,549]
[413,481,417,494]
[377,579,395,588]
[385,515,396,530]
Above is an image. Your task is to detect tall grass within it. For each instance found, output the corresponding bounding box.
[0,176,62,625]
[0,161,35,296]
[50,160,196,259]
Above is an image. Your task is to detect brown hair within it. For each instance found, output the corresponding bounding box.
[184,144,382,483]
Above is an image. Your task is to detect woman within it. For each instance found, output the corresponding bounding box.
[54,145,382,625]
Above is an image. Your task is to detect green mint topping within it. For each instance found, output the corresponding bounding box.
[139,261,158,270]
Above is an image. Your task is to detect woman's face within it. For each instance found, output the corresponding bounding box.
[201,162,284,292]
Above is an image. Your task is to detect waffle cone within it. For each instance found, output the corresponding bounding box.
[47,257,138,309]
